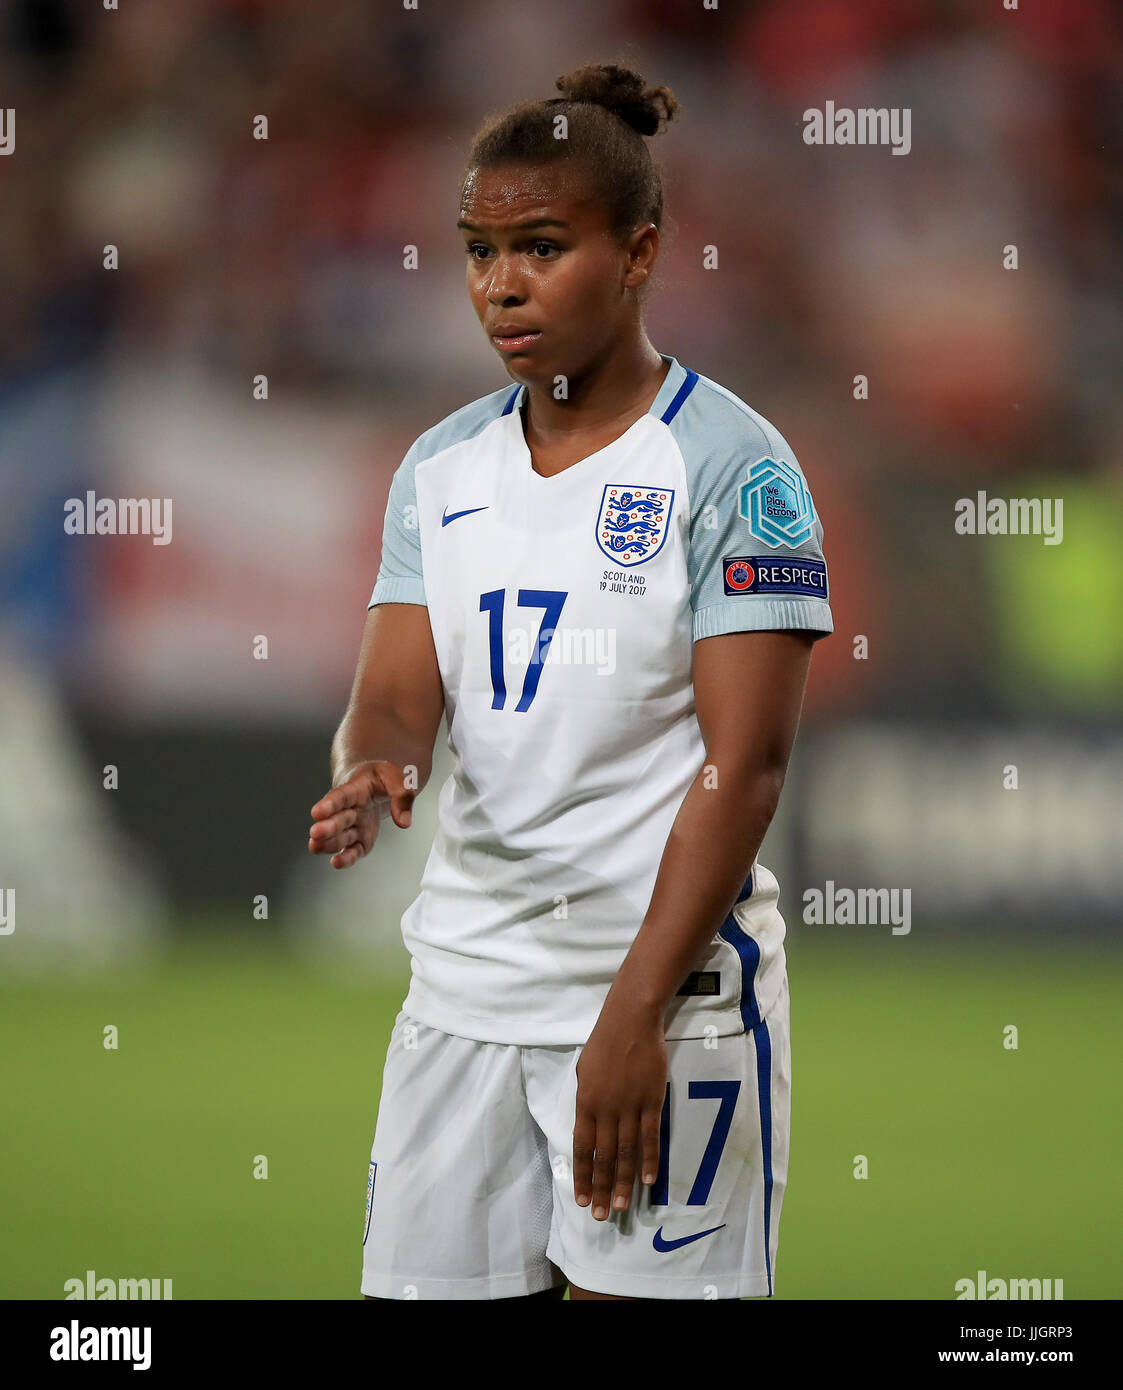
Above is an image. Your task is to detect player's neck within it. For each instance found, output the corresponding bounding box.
[520,336,668,445]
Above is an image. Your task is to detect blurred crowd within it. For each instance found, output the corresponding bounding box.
[1,0,1120,720]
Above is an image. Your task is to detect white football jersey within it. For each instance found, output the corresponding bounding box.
[368,355,833,1045]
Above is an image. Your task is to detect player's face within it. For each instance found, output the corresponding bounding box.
[458,162,649,389]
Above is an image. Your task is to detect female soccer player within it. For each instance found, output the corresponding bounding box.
[308,63,833,1301]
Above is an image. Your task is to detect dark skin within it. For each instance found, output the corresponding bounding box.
[309,161,816,1302]
[458,160,669,473]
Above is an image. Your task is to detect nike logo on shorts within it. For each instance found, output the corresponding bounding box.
[652,1223,726,1252]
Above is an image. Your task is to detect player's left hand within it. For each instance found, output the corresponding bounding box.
[573,999,667,1221]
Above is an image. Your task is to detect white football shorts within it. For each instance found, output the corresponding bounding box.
[360,978,791,1300]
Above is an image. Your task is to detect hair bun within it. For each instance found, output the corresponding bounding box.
[555,63,678,137]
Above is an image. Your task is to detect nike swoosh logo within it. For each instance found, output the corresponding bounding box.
[652,1223,726,1252]
[441,505,489,527]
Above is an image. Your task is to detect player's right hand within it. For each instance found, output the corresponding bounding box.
[307,760,415,870]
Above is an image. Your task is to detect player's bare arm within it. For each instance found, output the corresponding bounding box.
[572,629,814,1221]
[308,602,444,869]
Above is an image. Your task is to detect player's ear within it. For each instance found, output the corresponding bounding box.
[622,223,658,290]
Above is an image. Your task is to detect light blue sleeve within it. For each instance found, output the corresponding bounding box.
[366,386,517,611]
[672,384,834,642]
[368,439,426,608]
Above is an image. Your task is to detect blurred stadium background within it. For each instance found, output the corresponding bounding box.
[1,0,1120,1299]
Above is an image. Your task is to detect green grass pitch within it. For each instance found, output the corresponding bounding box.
[2,928,1119,1299]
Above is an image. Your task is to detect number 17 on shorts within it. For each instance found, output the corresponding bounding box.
[542,984,792,1300]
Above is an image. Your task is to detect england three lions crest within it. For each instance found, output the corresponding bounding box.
[595,485,675,566]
